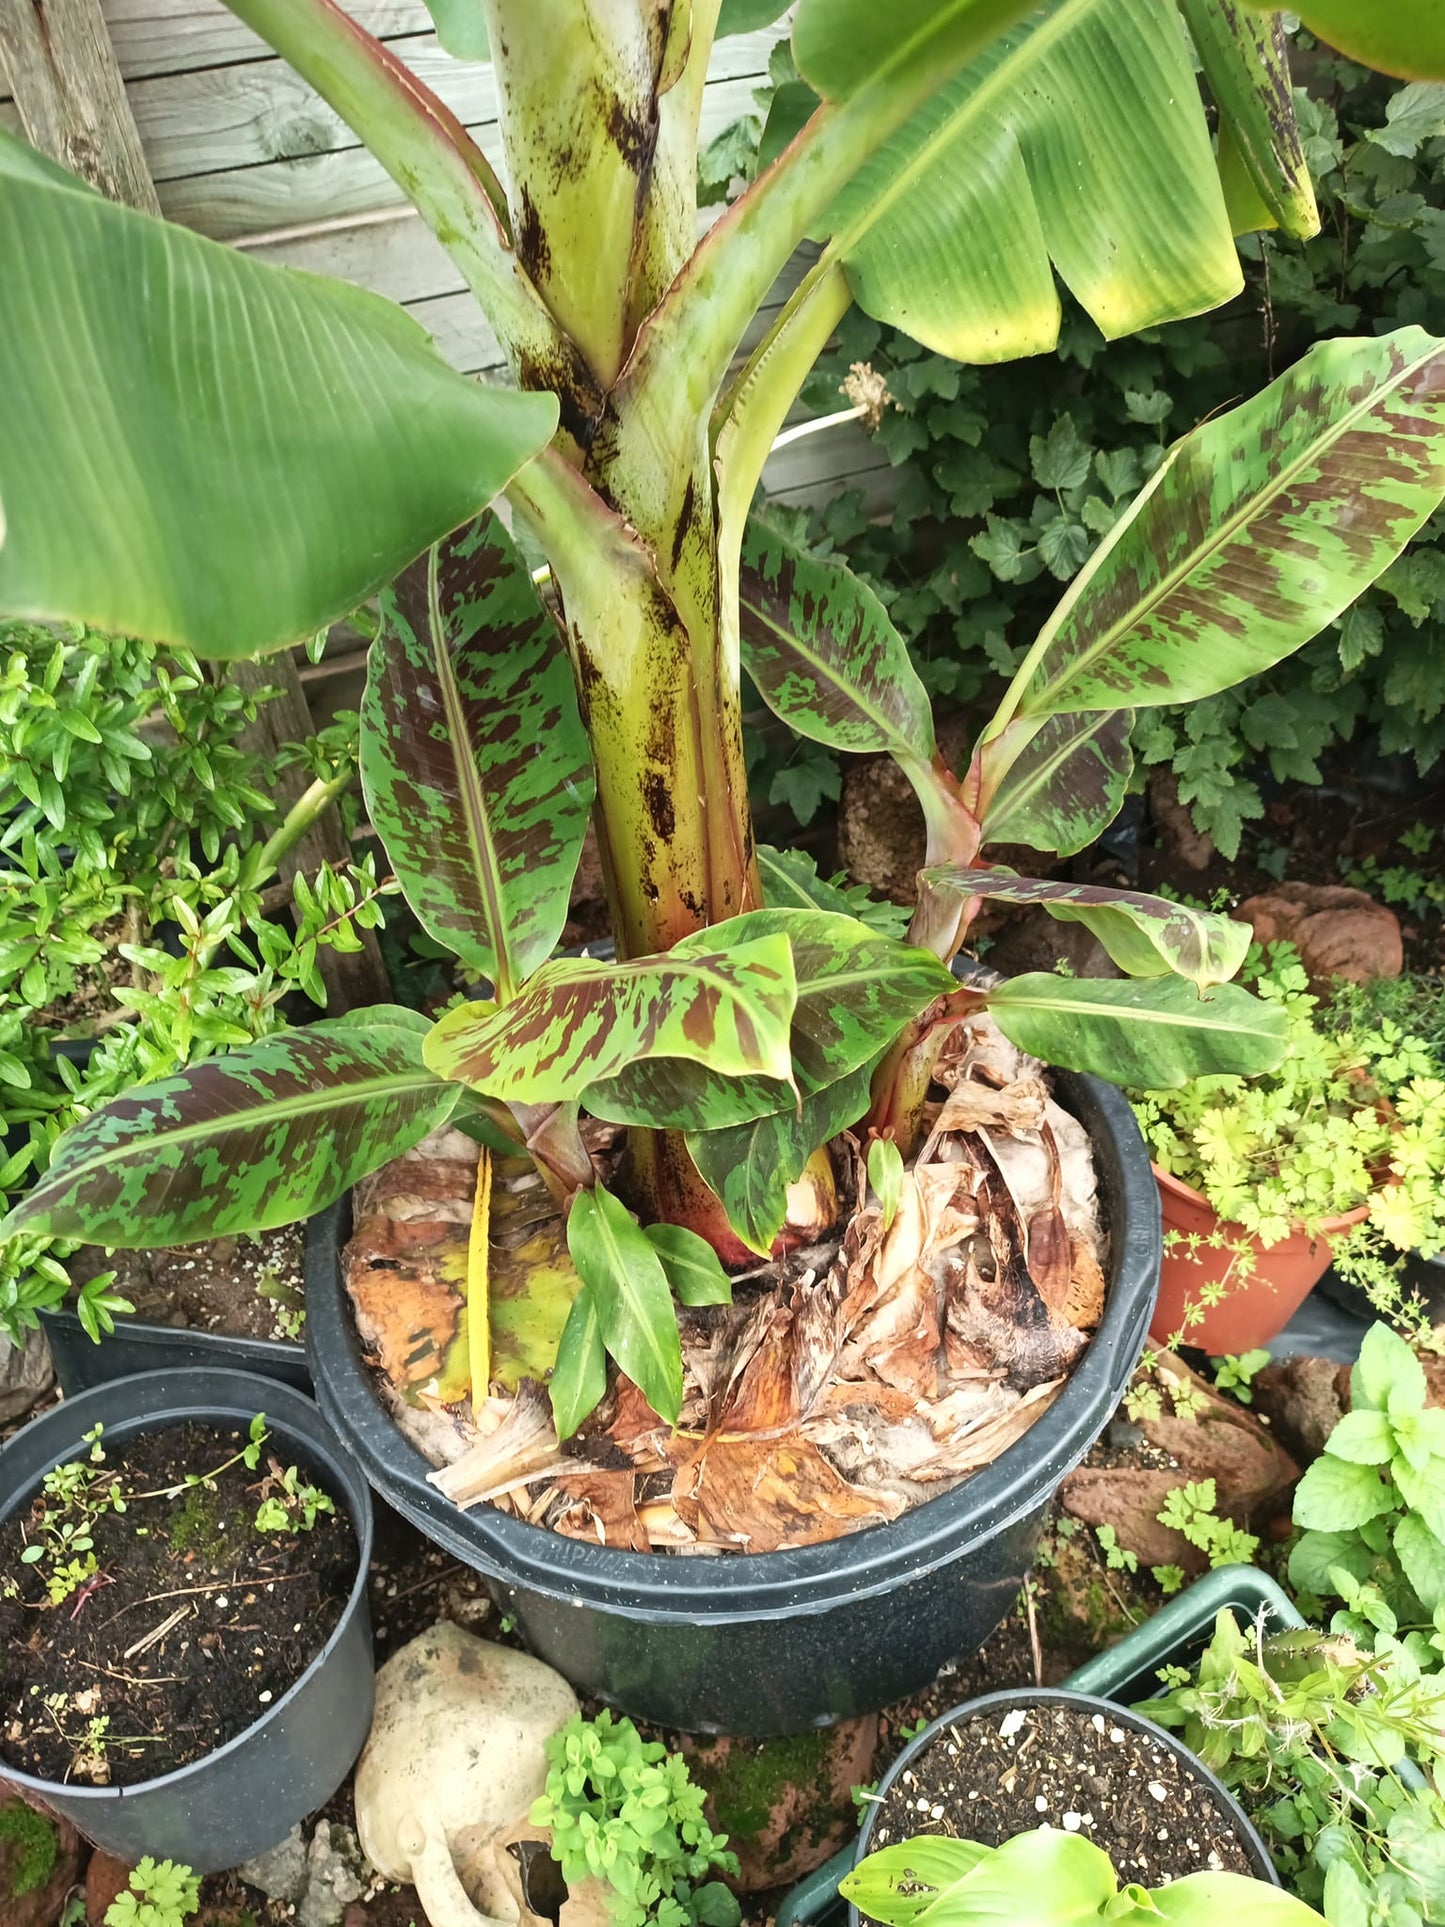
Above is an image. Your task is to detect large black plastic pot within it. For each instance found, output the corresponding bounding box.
[39,1303,311,1396]
[306,1064,1159,1735]
[0,1369,373,1871]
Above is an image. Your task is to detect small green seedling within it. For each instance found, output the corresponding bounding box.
[1213,1351,1270,1405]
[254,1462,334,1535]
[841,1826,1325,1927]
[1156,1479,1260,1569]
[103,1859,199,1927]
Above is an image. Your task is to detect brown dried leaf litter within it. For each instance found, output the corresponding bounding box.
[343,1014,1108,1556]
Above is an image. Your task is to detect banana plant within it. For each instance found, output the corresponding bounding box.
[2,0,1445,1437]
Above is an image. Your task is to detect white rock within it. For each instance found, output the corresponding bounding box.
[354,1622,579,1927]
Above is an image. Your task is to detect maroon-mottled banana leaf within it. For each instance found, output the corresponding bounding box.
[361,515,594,1000]
[982,974,1288,1089]
[424,936,799,1105]
[2,1012,463,1246]
[582,909,954,1131]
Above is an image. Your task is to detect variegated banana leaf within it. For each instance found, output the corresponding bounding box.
[739,520,973,857]
[808,0,1241,361]
[581,909,954,1131]
[361,515,594,998]
[2,1015,464,1246]
[925,867,1251,987]
[996,330,1445,724]
[567,1185,683,1426]
[687,1056,881,1255]
[983,974,1288,1088]
[739,520,935,764]
[974,711,1133,858]
[1179,0,1318,239]
[424,935,799,1104]
[0,133,557,659]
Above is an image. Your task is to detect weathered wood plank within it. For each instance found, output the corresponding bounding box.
[0,0,160,210]
[153,66,767,238]
[103,0,431,81]
[131,28,773,184]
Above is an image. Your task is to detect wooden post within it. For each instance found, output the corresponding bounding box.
[0,0,159,213]
[0,0,391,1012]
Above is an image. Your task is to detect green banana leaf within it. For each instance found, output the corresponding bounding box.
[0,132,556,658]
[983,974,1288,1088]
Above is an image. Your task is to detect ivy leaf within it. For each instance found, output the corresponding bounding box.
[1368,83,1445,159]
[1036,517,1093,580]
[567,1187,683,1427]
[1030,417,1094,492]
[1292,1454,1398,1533]
[971,516,1032,583]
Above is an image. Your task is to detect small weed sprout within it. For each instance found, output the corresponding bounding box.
[104,1859,200,1927]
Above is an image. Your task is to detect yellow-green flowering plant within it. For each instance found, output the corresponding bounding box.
[1131,943,1445,1311]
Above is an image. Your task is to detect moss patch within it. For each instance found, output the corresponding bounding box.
[168,1481,227,1557]
[0,1797,58,1897]
[694,1730,833,1843]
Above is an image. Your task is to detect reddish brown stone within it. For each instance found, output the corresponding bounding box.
[84,1850,132,1927]
[1236,883,1402,988]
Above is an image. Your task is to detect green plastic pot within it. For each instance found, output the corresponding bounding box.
[775,1564,1302,1927]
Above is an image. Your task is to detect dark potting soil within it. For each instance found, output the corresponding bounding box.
[0,1420,356,1787]
[867,1700,1255,1891]
[67,1223,306,1344]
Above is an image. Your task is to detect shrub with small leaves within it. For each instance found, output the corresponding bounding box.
[531,1712,740,1927]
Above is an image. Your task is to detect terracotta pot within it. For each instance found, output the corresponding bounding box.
[1149,1163,1370,1353]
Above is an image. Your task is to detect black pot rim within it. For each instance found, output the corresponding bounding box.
[305,1065,1160,1620]
[850,1685,1277,1901]
[0,1367,373,1807]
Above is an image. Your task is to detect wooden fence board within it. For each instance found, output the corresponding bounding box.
[104,0,431,80]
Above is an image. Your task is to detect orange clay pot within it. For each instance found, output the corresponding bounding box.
[1148,1163,1371,1354]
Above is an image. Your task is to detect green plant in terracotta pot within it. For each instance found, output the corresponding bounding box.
[2,2,1445,1547]
[1133,943,1445,1354]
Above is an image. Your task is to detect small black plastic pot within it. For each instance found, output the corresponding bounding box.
[777,1564,1298,1927]
[0,1368,374,1872]
[305,1064,1161,1736]
[843,1684,1277,1927]
[39,1304,311,1397]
